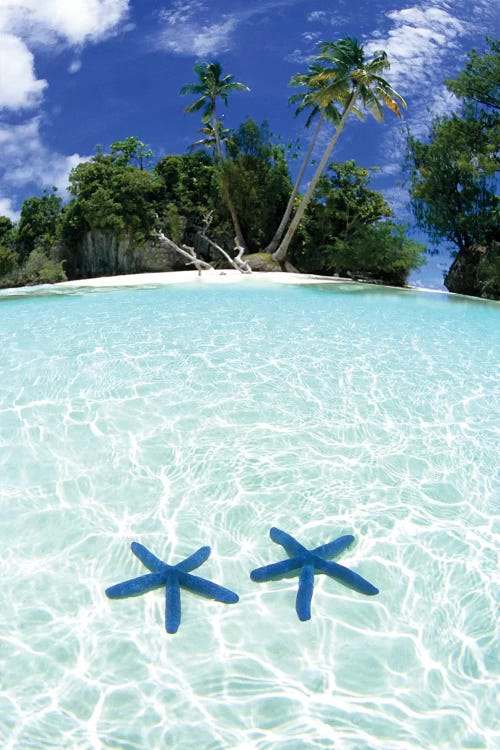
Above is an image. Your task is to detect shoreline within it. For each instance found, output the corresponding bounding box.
[54,269,448,295]
[0,269,452,297]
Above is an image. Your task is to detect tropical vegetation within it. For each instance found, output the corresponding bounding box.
[4,35,496,296]
[405,37,499,298]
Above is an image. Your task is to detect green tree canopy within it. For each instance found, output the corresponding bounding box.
[0,215,15,246]
[445,37,500,112]
[15,189,63,262]
[406,114,498,253]
[223,119,293,251]
[154,150,217,227]
[292,160,424,284]
[61,151,162,277]
[406,37,499,256]
[110,136,154,170]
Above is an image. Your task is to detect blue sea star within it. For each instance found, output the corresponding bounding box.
[250,527,379,621]
[105,542,239,633]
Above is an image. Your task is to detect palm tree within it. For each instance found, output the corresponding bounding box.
[264,64,357,255]
[272,37,406,264]
[181,62,250,249]
[189,120,231,152]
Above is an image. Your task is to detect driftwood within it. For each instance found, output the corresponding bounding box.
[156,226,252,276]
[200,234,252,274]
[156,231,213,276]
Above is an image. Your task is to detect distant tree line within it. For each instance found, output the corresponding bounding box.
[0,35,497,296]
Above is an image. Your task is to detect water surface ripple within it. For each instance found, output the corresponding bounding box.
[0,282,498,749]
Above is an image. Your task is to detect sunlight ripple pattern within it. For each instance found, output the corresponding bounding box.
[0,281,498,749]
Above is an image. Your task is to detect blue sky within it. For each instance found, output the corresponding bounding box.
[0,1,497,288]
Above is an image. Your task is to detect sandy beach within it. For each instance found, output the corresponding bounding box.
[54,268,446,295]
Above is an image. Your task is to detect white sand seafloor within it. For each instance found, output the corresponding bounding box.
[1,267,498,749]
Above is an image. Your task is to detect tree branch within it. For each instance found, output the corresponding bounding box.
[200,234,252,273]
[156,231,213,275]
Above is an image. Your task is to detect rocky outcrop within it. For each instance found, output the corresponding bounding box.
[242,252,299,273]
[64,232,302,280]
[64,230,186,279]
[444,241,500,300]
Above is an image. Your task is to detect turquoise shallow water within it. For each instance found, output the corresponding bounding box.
[0,280,498,750]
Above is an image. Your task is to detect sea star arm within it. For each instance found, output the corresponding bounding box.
[176,546,212,572]
[270,527,308,557]
[178,571,239,603]
[131,542,167,573]
[315,558,379,595]
[165,572,181,633]
[250,557,303,582]
[296,563,315,621]
[105,572,165,598]
[312,535,354,559]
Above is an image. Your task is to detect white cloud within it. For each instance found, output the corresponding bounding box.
[0,196,20,222]
[68,59,83,74]
[157,0,298,57]
[157,2,238,57]
[285,48,313,64]
[364,4,466,91]
[0,117,89,197]
[365,0,495,215]
[159,17,238,57]
[0,33,47,109]
[0,0,130,112]
[302,31,321,43]
[0,0,130,46]
[307,11,329,23]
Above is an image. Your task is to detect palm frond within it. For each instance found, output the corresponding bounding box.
[179,83,206,96]
[184,97,208,114]
[360,88,384,121]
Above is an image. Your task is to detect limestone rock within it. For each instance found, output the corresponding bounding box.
[242,252,299,273]
[444,241,500,300]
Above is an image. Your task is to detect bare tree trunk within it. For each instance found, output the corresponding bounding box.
[272,87,361,264]
[156,232,213,275]
[201,234,252,273]
[212,115,248,252]
[264,114,324,254]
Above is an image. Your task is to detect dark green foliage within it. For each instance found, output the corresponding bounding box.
[223,119,293,251]
[164,203,183,245]
[154,150,217,227]
[476,246,500,298]
[445,37,500,112]
[61,152,162,277]
[406,114,498,253]
[0,217,18,280]
[21,249,67,284]
[110,136,154,170]
[316,160,393,235]
[329,222,425,285]
[0,248,66,287]
[406,38,499,257]
[444,243,500,299]
[0,245,18,278]
[15,189,63,262]
[291,160,424,284]
[0,216,15,248]
[66,153,160,235]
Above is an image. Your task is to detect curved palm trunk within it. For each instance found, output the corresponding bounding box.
[264,114,324,254]
[272,86,360,264]
[212,115,247,251]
